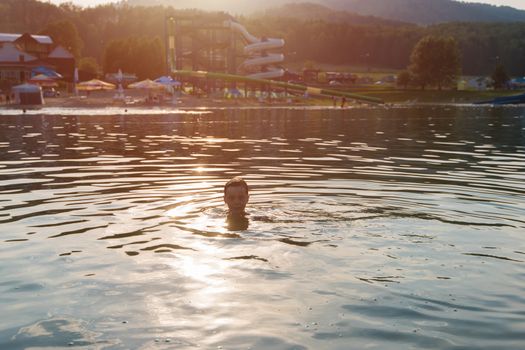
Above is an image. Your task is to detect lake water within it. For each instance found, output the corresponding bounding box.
[0,105,524,349]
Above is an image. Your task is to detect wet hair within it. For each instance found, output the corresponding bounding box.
[224,176,249,195]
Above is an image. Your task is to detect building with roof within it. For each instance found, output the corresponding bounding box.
[0,43,41,87]
[0,33,53,57]
[0,33,75,89]
[46,45,75,82]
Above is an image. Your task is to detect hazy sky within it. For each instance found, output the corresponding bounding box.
[43,0,525,10]
[460,0,525,9]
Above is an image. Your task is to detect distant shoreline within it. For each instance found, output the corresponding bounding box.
[1,89,524,111]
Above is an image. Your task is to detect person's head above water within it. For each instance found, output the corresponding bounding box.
[224,176,249,215]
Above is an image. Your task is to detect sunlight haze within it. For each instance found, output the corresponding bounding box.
[42,0,525,10]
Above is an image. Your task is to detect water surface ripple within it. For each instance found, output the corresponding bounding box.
[0,106,524,349]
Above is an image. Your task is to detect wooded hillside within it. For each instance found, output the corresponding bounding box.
[1,0,523,76]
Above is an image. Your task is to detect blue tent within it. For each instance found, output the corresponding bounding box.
[510,77,525,84]
[31,66,62,79]
[154,76,181,86]
[228,88,242,97]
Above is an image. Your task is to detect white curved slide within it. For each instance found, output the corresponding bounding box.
[225,20,285,79]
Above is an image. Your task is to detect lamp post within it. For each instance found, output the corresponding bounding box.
[164,13,169,75]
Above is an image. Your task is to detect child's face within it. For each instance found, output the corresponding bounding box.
[224,185,249,215]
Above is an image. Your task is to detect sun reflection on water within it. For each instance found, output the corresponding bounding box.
[173,243,233,309]
[164,196,197,218]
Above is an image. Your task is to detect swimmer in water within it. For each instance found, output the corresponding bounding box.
[224,176,249,230]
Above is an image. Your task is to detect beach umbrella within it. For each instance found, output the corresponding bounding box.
[128,79,166,90]
[154,76,182,87]
[229,88,242,97]
[76,79,116,91]
[28,73,59,87]
[31,66,63,79]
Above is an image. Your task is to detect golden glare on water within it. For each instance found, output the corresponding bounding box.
[141,244,236,332]
[166,204,229,234]
[204,137,230,144]
[165,191,229,234]
[171,243,233,308]
[192,214,229,234]
[165,196,198,218]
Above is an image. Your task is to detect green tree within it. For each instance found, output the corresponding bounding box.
[491,64,509,89]
[408,35,461,90]
[78,57,100,77]
[396,70,411,89]
[40,19,83,58]
[303,60,319,70]
[103,36,165,80]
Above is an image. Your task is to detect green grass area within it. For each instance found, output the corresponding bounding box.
[360,89,523,103]
[299,89,524,105]
[286,61,399,75]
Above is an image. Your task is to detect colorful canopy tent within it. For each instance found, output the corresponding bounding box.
[76,79,116,91]
[154,76,181,86]
[28,74,59,87]
[128,79,166,90]
[228,88,242,97]
[11,83,44,105]
[31,66,63,79]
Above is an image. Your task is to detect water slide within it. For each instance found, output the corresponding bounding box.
[474,92,525,105]
[225,20,285,79]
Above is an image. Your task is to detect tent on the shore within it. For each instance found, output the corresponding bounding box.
[77,79,116,91]
[11,83,44,105]
[128,79,168,103]
[28,74,59,87]
[154,76,181,87]
[31,66,63,79]
[128,79,165,90]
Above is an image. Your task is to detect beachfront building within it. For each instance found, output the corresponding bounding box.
[46,45,75,82]
[0,33,75,89]
[1,33,53,59]
[0,43,40,88]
